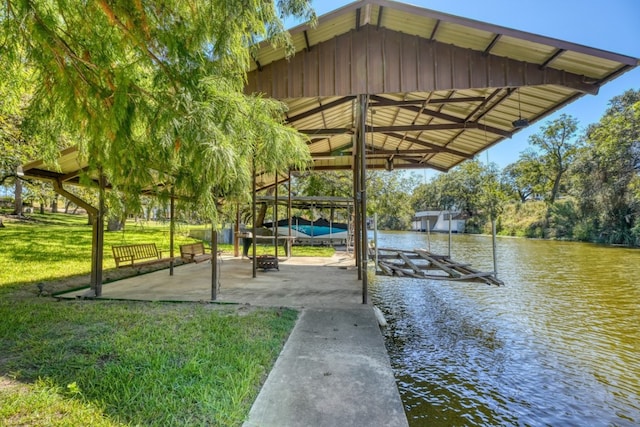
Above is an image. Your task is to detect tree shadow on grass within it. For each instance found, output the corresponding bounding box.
[0,298,294,426]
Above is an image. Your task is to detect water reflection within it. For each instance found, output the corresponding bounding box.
[371,231,640,426]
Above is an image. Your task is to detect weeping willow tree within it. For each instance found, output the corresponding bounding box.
[2,0,314,221]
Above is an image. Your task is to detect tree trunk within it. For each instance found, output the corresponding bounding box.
[107,216,124,231]
[255,202,268,227]
[549,172,563,204]
[0,218,5,228]
[13,178,23,216]
[51,194,59,213]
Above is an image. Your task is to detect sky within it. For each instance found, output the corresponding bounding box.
[307,0,640,171]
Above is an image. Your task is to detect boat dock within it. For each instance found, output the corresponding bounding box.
[374,247,504,286]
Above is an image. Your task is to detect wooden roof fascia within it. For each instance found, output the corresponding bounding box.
[22,146,79,172]
[366,0,638,66]
[594,64,636,86]
[22,168,65,181]
[248,27,601,99]
[276,0,636,67]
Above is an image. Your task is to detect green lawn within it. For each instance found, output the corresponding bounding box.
[0,213,222,288]
[0,213,334,289]
[0,213,304,426]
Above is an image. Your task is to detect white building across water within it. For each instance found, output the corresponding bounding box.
[412,211,466,233]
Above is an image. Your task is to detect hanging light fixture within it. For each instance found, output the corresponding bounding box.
[512,88,529,129]
[386,157,394,171]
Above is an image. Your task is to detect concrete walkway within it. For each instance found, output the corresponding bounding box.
[57,254,409,426]
[245,306,408,427]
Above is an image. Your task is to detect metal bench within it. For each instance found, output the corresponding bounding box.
[112,243,167,268]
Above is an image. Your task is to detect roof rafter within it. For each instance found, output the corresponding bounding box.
[369,94,512,137]
[286,96,356,123]
[382,132,473,159]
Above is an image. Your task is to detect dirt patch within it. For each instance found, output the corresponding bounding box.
[0,376,25,393]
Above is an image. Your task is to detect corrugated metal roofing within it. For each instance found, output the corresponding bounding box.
[247,0,637,187]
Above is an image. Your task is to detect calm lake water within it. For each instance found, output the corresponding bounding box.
[369,231,640,426]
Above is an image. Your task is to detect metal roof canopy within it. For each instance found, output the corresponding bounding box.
[257,195,353,210]
[22,1,638,189]
[247,0,638,186]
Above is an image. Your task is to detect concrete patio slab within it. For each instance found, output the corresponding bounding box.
[57,254,362,308]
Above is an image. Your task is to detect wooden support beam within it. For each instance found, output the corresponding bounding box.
[415,249,461,278]
[370,96,486,107]
[398,252,424,276]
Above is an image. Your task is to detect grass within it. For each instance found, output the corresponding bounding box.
[0,213,229,288]
[251,244,335,258]
[0,213,334,289]
[0,300,297,426]
[0,212,308,426]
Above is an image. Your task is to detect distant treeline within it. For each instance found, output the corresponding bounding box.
[408,89,640,246]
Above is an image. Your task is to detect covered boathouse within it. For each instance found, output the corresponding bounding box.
[22,0,638,301]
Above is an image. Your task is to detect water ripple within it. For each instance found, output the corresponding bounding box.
[371,232,640,426]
